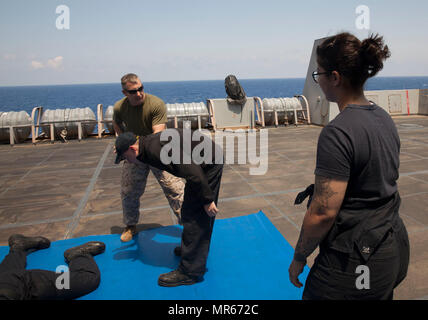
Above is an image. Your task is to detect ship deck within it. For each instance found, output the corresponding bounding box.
[0,116,427,300]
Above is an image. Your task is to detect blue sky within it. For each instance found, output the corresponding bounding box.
[0,0,427,86]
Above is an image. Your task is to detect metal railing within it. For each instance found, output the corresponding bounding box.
[3,95,311,145]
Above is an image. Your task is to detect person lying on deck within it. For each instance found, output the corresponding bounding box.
[0,234,105,300]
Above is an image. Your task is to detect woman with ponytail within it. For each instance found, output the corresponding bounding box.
[288,32,410,300]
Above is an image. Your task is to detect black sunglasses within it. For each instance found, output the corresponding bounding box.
[312,71,331,83]
[125,86,144,95]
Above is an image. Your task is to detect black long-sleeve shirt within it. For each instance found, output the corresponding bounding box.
[136,129,223,205]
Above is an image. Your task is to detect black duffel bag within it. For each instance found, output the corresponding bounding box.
[225,74,247,104]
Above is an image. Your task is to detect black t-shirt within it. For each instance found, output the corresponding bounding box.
[315,104,400,210]
[137,129,223,205]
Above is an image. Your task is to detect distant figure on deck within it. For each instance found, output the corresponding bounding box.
[112,73,185,242]
[114,129,223,287]
[288,32,409,300]
[0,234,105,300]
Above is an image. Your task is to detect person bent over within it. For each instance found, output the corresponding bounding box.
[115,129,223,287]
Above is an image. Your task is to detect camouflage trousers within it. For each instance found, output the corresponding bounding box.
[121,160,185,226]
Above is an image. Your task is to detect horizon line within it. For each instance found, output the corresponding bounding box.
[1,75,428,88]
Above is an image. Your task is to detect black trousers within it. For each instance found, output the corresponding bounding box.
[0,250,101,300]
[303,220,410,300]
[178,164,223,278]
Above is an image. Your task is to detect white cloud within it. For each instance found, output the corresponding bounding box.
[29,56,64,70]
[47,56,64,69]
[31,60,44,69]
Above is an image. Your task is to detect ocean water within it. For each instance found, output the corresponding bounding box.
[0,77,428,116]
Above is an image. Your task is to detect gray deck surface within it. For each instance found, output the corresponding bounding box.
[0,116,427,300]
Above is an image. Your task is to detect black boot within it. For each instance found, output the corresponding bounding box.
[8,234,50,253]
[64,241,105,263]
[158,270,201,287]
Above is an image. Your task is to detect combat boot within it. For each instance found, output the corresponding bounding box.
[64,241,106,263]
[158,270,201,287]
[8,234,50,253]
[120,225,137,242]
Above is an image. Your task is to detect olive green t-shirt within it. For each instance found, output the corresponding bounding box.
[113,94,167,137]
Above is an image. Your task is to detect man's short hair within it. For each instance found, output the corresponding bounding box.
[121,73,140,88]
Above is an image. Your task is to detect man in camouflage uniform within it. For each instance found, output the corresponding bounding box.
[113,73,184,242]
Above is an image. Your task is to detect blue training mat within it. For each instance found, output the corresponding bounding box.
[0,211,309,300]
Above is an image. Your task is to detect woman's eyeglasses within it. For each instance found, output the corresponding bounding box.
[312,71,330,83]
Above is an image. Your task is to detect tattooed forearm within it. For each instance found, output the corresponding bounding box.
[311,175,339,215]
[293,176,343,262]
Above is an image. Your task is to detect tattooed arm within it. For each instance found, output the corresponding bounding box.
[289,175,347,287]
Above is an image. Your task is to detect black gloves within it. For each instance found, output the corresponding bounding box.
[294,184,314,209]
